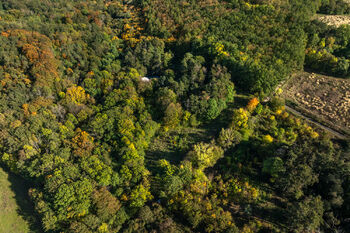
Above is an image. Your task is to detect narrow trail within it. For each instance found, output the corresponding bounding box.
[285,105,347,139]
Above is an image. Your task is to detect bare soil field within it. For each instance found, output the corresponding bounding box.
[282,72,350,135]
[317,15,350,27]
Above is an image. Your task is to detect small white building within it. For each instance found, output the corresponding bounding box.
[141,77,150,82]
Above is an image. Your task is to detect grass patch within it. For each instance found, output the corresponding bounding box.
[145,101,243,169]
[146,127,212,167]
[0,166,42,233]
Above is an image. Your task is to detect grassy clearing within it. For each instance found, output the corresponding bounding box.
[146,127,209,165]
[0,167,42,233]
[145,100,247,169]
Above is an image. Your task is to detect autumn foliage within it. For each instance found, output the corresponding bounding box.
[247,97,259,112]
[5,30,60,88]
[0,1,348,233]
[72,129,94,156]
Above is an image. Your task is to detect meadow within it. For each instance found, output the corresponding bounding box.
[0,167,41,233]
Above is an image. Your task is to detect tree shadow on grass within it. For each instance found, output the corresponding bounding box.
[1,165,44,233]
[145,99,247,168]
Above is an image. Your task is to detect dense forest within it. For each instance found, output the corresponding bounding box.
[0,0,349,232]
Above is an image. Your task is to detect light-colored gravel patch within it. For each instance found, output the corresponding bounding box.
[318,15,350,27]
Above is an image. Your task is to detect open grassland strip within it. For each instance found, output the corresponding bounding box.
[234,94,251,99]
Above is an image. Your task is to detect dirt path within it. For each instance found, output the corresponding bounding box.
[285,105,347,139]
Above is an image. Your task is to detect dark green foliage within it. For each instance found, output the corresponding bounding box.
[319,0,350,14]
[262,157,285,178]
[124,38,173,75]
[305,22,350,78]
[0,0,349,232]
[289,196,324,232]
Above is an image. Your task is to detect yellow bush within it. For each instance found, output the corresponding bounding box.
[65,86,90,104]
[263,134,274,143]
[98,223,108,233]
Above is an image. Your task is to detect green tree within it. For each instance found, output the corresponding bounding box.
[163,103,183,128]
[262,157,285,178]
[129,184,153,208]
[289,196,324,232]
[187,143,224,170]
[92,187,121,221]
[217,128,242,149]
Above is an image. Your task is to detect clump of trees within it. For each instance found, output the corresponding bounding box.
[319,0,350,14]
[0,0,349,232]
[305,21,350,78]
